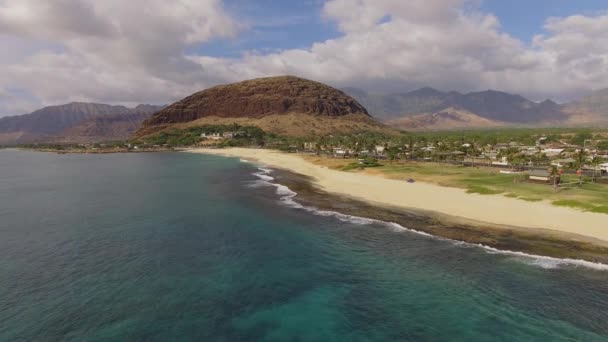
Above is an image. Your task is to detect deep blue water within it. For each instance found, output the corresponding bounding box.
[1,149,607,341]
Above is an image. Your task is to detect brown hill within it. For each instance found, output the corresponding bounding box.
[137,76,388,137]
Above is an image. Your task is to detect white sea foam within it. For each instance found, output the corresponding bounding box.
[249,167,608,271]
[254,173,275,182]
[477,244,608,271]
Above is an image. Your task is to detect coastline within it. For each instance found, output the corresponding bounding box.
[187,147,608,263]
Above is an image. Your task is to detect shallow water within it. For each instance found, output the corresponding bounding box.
[1,150,607,341]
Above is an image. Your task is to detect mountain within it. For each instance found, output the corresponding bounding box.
[52,111,157,144]
[137,76,388,138]
[342,87,569,129]
[387,108,506,131]
[0,103,163,144]
[562,88,608,125]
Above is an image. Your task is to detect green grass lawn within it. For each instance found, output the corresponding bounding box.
[374,161,608,214]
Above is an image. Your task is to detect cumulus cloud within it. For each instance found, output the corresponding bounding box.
[0,0,242,114]
[0,0,607,115]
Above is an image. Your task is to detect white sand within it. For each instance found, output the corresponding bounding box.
[188,148,608,242]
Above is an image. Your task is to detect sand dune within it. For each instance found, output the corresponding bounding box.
[188,148,608,243]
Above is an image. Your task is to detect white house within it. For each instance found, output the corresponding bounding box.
[375,145,385,154]
[303,142,317,151]
[201,132,224,140]
[542,148,564,157]
[601,163,608,173]
[333,148,347,156]
[491,156,509,166]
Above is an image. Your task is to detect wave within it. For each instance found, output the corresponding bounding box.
[478,245,608,270]
[249,165,607,271]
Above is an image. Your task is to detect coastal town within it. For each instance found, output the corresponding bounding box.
[294,133,608,183]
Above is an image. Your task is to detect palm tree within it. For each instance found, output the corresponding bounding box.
[574,149,589,185]
[549,165,560,190]
[590,156,602,182]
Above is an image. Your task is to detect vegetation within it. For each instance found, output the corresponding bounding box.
[135,124,266,147]
[341,157,382,171]
[306,157,608,214]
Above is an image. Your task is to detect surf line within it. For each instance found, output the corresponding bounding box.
[248,164,608,271]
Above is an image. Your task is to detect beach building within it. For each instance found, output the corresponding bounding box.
[200,132,224,140]
[303,142,317,151]
[528,169,558,183]
[552,158,575,168]
[601,163,608,174]
[492,156,509,166]
[542,148,564,157]
[333,148,347,157]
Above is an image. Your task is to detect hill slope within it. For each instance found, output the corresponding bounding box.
[53,111,158,143]
[387,108,506,131]
[137,76,388,138]
[562,88,608,125]
[0,103,163,144]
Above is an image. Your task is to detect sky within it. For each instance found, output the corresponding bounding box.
[0,0,607,116]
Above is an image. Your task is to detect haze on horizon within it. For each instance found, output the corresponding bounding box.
[1,0,607,116]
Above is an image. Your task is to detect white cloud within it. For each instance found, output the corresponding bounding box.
[187,1,608,102]
[0,0,242,114]
[1,0,607,116]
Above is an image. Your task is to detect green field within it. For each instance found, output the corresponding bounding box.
[330,160,608,214]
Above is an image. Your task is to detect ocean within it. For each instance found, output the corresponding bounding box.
[1,149,607,341]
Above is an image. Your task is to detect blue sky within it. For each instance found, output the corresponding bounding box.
[198,0,608,58]
[481,0,607,42]
[192,0,341,58]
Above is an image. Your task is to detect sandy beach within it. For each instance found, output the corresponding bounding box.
[188,148,608,244]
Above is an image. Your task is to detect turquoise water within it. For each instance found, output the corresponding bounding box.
[1,150,607,341]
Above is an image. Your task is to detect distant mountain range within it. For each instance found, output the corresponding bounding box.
[0,103,164,144]
[342,87,608,130]
[2,80,607,145]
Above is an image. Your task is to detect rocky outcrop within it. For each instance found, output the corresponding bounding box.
[139,76,370,134]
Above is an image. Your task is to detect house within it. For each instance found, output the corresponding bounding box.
[601,163,608,173]
[521,147,539,156]
[551,158,575,168]
[483,151,498,160]
[375,145,385,154]
[528,169,558,183]
[491,156,509,166]
[333,148,347,157]
[201,132,224,140]
[303,142,317,151]
[542,148,564,157]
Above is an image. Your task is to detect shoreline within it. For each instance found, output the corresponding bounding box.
[188,147,608,263]
[266,168,608,267]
